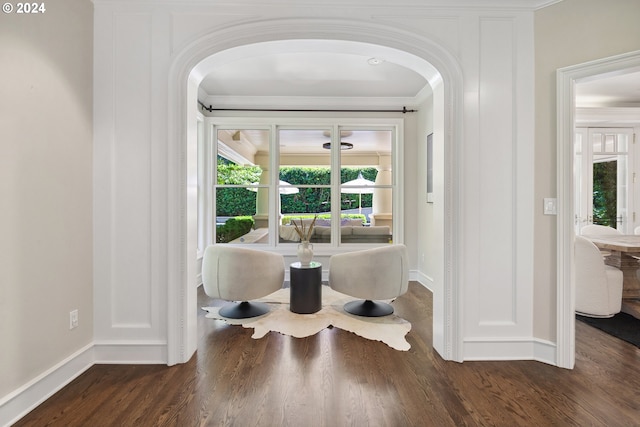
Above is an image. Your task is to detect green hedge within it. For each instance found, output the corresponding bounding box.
[216,161,261,216]
[279,167,377,214]
[215,159,378,217]
[216,187,257,217]
[593,161,618,228]
[216,217,254,243]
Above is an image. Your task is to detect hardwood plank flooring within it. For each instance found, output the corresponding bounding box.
[14,282,640,426]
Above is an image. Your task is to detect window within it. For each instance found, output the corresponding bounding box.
[214,128,270,244]
[575,128,634,234]
[205,119,400,248]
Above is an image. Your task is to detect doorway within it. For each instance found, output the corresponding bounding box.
[166,22,464,365]
[557,50,640,369]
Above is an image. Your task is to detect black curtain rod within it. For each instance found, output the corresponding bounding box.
[198,100,416,114]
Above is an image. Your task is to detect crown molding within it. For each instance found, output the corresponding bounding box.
[93,0,562,11]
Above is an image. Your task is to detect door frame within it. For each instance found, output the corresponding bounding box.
[556,49,640,369]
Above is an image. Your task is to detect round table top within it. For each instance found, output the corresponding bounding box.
[290,261,322,269]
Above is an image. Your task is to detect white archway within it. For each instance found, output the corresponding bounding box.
[556,49,640,369]
[166,19,465,365]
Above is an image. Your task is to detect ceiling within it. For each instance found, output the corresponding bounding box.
[217,128,394,159]
[199,46,640,156]
[575,69,640,108]
[199,52,428,99]
[199,51,640,110]
[196,39,435,111]
[200,47,427,157]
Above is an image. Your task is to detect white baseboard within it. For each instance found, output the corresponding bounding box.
[463,337,557,366]
[412,270,559,367]
[413,270,434,292]
[0,340,169,427]
[532,338,558,366]
[0,343,94,427]
[92,340,168,364]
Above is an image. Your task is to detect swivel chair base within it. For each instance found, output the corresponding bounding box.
[219,301,270,319]
[344,300,394,317]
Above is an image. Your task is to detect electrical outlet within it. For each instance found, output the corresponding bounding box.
[69,309,78,330]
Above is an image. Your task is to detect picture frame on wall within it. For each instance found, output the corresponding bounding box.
[426,133,434,203]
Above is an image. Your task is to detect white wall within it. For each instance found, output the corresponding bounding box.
[534,0,640,341]
[417,94,436,280]
[93,0,537,364]
[0,0,94,419]
[416,87,449,353]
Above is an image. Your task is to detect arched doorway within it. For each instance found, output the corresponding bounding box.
[166,19,464,365]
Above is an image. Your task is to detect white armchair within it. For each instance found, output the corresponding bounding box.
[580,224,622,257]
[328,245,409,317]
[574,236,623,318]
[580,224,622,236]
[202,245,285,319]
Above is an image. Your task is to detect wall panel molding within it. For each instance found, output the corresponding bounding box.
[477,17,516,324]
[112,12,154,328]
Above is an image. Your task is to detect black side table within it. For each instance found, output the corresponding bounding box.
[289,261,322,314]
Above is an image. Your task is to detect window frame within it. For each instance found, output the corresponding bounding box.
[203,117,404,252]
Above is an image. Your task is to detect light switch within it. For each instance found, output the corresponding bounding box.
[543,198,557,215]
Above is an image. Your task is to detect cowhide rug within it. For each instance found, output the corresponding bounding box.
[202,286,411,351]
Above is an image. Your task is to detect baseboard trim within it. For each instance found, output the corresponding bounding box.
[0,340,169,427]
[93,340,168,364]
[414,270,434,292]
[463,337,558,366]
[532,338,558,366]
[0,343,94,427]
[414,273,558,367]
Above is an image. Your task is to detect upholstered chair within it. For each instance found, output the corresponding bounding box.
[202,245,285,319]
[574,236,623,318]
[328,244,409,317]
[580,224,622,257]
[580,224,622,236]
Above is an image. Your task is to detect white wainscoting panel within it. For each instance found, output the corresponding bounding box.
[460,13,535,354]
[112,13,154,328]
[94,8,168,346]
[477,17,516,324]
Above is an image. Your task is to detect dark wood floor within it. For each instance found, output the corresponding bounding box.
[15,282,640,426]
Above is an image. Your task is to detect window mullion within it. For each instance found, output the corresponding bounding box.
[332,124,342,247]
[271,124,279,247]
